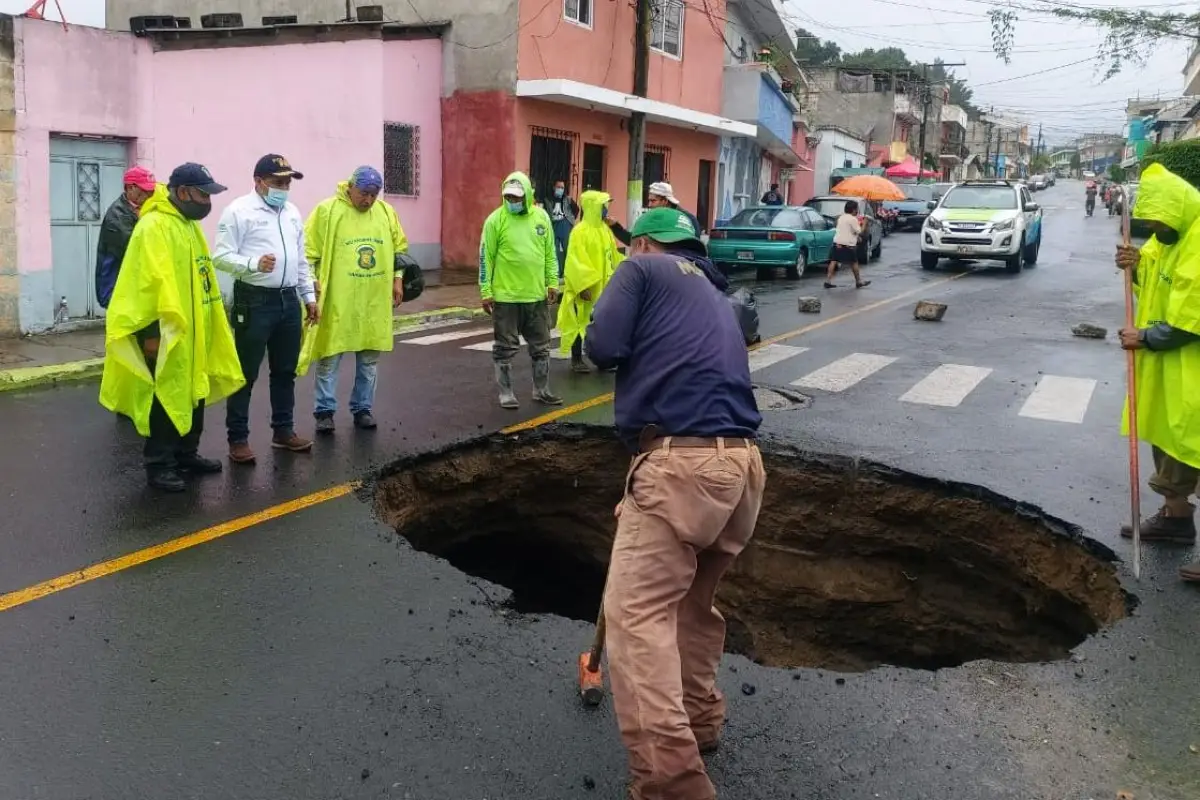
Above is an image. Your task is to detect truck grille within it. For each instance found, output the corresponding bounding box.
[942,236,992,245]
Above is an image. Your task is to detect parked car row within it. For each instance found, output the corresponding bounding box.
[1027,173,1056,191]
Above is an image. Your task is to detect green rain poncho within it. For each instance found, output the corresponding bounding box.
[556,190,623,353]
[298,181,408,375]
[99,185,245,437]
[1123,163,1200,466]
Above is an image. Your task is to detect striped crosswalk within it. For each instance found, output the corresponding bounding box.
[395,318,1113,426]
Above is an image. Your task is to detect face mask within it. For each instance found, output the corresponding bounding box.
[264,187,289,209]
[506,200,524,213]
[1157,228,1180,245]
[171,192,211,221]
[554,188,565,199]
[601,206,609,220]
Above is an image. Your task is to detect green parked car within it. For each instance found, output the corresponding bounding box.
[708,205,836,279]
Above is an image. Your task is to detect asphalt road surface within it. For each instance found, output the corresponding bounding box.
[1,179,1196,800]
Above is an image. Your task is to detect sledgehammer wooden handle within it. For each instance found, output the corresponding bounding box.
[587,609,606,672]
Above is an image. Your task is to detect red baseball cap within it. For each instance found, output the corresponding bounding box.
[123,165,156,191]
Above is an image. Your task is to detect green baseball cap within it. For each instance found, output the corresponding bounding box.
[630,207,699,244]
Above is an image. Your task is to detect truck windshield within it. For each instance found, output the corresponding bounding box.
[941,186,1017,210]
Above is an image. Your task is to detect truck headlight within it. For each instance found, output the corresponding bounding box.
[993,218,1016,231]
[925,217,943,231]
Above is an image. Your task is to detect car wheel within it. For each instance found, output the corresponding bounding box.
[1024,234,1040,265]
[1005,237,1025,273]
[786,249,807,280]
[870,238,882,260]
[857,242,869,263]
[921,251,939,270]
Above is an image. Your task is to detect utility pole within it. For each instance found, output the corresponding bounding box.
[982,106,994,178]
[627,0,652,224]
[1036,122,1043,161]
[917,61,965,179]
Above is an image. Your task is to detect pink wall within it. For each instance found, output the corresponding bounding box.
[15,19,153,278]
[382,39,443,245]
[517,0,725,116]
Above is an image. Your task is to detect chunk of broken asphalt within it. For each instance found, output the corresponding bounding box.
[361,768,371,781]
[741,682,756,696]
[913,300,947,322]
[1071,323,1108,339]
[797,296,821,314]
[582,776,596,790]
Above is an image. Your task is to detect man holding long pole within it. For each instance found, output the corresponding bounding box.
[1114,163,1200,582]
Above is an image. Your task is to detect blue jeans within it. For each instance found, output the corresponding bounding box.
[314,350,380,417]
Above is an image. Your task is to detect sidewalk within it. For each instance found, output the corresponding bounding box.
[0,283,485,393]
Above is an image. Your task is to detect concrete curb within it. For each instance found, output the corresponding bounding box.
[0,305,488,394]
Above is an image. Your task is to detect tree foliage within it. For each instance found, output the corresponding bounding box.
[930,58,981,117]
[1143,139,1200,188]
[989,3,1200,80]
[1070,152,1082,171]
[1108,164,1127,183]
[794,27,842,67]
[838,47,912,71]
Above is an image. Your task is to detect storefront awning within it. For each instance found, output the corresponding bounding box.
[756,125,800,166]
[515,79,757,139]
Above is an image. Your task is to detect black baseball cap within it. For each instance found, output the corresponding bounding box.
[166,162,227,194]
[253,153,304,180]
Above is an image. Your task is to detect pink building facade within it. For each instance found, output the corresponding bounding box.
[0,17,442,334]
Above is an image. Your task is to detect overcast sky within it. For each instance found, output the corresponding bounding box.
[9,0,1191,147]
[783,0,1190,146]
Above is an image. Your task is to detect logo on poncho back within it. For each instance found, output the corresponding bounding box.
[535,224,547,237]
[198,261,213,294]
[356,244,377,270]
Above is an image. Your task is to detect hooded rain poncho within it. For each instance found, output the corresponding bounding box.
[1123,163,1200,466]
[298,182,408,375]
[557,190,623,353]
[99,185,245,437]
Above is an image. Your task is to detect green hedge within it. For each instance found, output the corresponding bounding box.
[1143,139,1200,187]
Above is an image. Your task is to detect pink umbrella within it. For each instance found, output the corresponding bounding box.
[885,156,937,179]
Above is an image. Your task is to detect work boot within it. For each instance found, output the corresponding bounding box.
[229,441,257,464]
[571,355,592,374]
[147,469,186,493]
[354,411,377,430]
[1119,507,1197,543]
[176,454,223,474]
[272,431,313,452]
[532,356,563,406]
[315,412,335,434]
[495,362,519,409]
[1180,560,1200,582]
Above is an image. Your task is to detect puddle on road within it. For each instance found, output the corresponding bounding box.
[372,426,1131,673]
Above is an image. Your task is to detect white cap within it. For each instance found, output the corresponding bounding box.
[648,181,678,205]
[502,180,525,198]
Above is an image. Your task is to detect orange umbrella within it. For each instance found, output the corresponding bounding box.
[831,175,907,202]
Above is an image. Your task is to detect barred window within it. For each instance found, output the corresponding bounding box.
[383,123,420,197]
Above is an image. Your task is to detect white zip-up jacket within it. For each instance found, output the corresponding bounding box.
[213,192,316,303]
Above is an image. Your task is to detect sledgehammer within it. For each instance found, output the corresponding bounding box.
[578,607,606,706]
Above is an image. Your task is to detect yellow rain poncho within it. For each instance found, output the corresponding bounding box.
[298,182,408,375]
[1122,163,1200,466]
[557,190,623,354]
[99,185,245,437]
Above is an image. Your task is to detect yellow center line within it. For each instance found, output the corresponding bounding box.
[0,270,970,614]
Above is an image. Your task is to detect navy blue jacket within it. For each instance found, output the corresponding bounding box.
[585,249,761,451]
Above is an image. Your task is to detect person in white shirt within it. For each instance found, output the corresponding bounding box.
[826,199,871,290]
[213,154,319,465]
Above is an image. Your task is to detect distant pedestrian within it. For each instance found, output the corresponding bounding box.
[479,172,562,409]
[761,183,784,206]
[548,178,579,281]
[1113,163,1200,583]
[213,154,318,465]
[826,199,870,290]
[557,190,622,373]
[300,166,409,433]
[647,181,703,236]
[95,165,156,310]
[584,207,765,800]
[99,163,244,493]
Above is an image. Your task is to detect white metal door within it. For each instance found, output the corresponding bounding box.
[50,137,130,319]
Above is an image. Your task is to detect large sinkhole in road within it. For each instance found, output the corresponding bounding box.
[373,426,1130,672]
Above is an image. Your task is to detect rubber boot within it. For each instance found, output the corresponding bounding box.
[494,361,519,409]
[532,356,563,406]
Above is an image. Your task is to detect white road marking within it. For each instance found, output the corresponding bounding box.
[400,326,492,345]
[1018,375,1097,423]
[900,364,993,407]
[748,344,808,373]
[463,329,561,351]
[790,353,897,393]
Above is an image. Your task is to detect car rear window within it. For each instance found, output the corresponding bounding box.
[940,186,1018,210]
[807,199,852,218]
[729,208,806,228]
[904,185,934,202]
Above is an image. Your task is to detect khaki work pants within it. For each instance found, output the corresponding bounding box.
[605,437,767,800]
[1149,445,1200,499]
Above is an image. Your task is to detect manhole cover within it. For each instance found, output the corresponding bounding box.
[753,384,811,411]
[373,426,1132,673]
